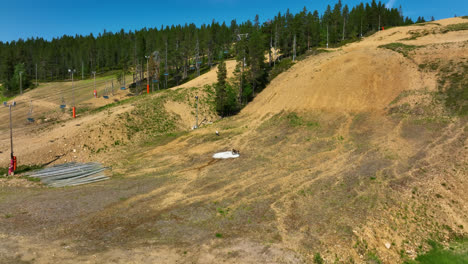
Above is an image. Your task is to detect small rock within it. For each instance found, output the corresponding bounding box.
[385,242,391,249]
[73,149,76,153]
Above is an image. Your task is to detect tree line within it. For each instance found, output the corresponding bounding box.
[0,0,415,105]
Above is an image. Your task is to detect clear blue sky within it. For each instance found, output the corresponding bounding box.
[0,0,466,42]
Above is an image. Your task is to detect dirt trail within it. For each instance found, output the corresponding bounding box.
[174,60,237,89]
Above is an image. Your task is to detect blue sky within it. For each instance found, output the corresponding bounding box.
[0,0,466,42]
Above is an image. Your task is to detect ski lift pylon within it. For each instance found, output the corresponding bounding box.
[27,100,34,123]
[60,97,66,109]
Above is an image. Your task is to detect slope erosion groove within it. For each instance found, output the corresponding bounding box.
[0,18,467,263]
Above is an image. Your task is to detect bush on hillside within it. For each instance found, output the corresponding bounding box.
[268,59,294,82]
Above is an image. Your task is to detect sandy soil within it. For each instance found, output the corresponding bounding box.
[175,60,237,89]
[243,17,468,119]
[0,18,467,263]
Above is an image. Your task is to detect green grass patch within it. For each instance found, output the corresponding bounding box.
[437,60,468,116]
[20,175,41,182]
[389,90,417,105]
[414,22,441,26]
[402,30,431,40]
[0,83,14,102]
[0,94,13,103]
[405,239,468,264]
[257,111,327,136]
[313,253,324,264]
[443,23,468,33]
[419,60,441,71]
[284,112,321,129]
[0,167,7,176]
[0,164,43,176]
[378,43,422,58]
[366,250,382,264]
[4,214,13,219]
[118,92,179,140]
[286,112,303,127]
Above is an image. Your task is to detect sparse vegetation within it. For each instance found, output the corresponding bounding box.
[442,22,468,33]
[379,43,422,58]
[402,29,430,40]
[313,253,324,264]
[366,250,382,264]
[286,112,303,127]
[4,214,13,219]
[419,60,441,71]
[436,60,468,115]
[121,93,179,140]
[0,164,43,177]
[20,175,41,182]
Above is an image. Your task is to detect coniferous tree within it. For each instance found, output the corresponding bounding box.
[216,60,238,116]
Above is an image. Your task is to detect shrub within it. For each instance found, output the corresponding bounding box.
[313,253,324,264]
[269,58,294,82]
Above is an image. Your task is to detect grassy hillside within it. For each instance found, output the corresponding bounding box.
[0,18,466,264]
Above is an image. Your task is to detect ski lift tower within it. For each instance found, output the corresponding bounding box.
[195,37,201,77]
[237,33,249,104]
[194,95,199,129]
[3,101,17,175]
[68,69,76,118]
[145,55,150,94]
[92,71,97,96]
[165,41,168,89]
[152,51,160,91]
[19,72,23,95]
[121,71,126,90]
